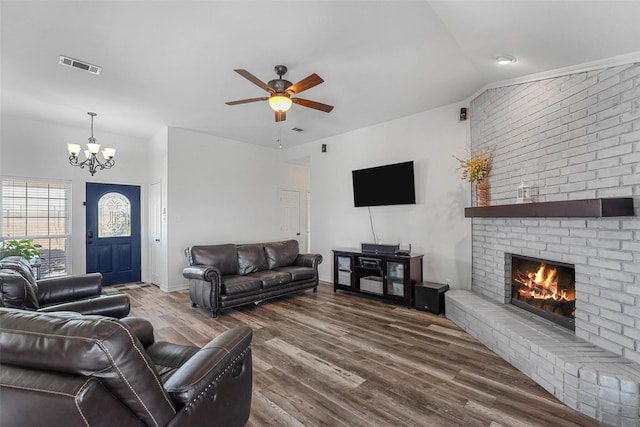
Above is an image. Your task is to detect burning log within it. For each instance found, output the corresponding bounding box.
[513,263,571,302]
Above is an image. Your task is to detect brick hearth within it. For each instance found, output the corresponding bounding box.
[446,290,640,425]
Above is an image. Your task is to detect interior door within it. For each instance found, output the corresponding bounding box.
[148,181,162,286]
[86,183,141,285]
[279,190,300,243]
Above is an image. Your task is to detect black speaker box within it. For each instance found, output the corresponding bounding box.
[414,282,449,314]
[361,243,399,254]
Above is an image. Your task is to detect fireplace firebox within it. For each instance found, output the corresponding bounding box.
[510,254,575,331]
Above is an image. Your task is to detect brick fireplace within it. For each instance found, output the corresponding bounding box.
[446,62,640,425]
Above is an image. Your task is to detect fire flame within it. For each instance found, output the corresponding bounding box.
[515,263,571,301]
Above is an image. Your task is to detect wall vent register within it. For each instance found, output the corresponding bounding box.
[59,55,102,75]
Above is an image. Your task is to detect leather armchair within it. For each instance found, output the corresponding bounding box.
[0,308,253,427]
[0,255,130,318]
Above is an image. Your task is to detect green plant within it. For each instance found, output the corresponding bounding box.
[0,239,43,260]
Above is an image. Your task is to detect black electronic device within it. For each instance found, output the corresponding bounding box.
[414,282,449,314]
[394,244,411,256]
[352,161,416,207]
[359,257,382,269]
[361,243,399,254]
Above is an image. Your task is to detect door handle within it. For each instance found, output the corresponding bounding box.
[87,231,93,238]
[155,239,160,242]
[296,232,300,236]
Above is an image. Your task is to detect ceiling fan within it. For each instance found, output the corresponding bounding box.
[225,65,334,122]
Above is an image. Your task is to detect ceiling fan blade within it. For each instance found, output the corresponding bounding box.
[275,110,286,122]
[288,73,324,95]
[292,98,334,113]
[234,69,274,94]
[225,97,269,105]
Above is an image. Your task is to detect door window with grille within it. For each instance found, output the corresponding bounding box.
[98,192,131,238]
[1,178,72,277]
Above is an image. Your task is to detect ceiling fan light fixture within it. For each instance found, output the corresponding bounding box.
[227,66,333,122]
[269,95,293,112]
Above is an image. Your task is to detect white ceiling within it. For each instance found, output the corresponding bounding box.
[2,1,640,149]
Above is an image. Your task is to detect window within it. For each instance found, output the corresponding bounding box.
[98,192,131,237]
[1,178,72,277]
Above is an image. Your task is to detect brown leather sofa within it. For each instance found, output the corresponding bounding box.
[0,308,253,427]
[0,255,130,318]
[183,239,322,317]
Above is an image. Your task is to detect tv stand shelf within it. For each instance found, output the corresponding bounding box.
[333,248,423,308]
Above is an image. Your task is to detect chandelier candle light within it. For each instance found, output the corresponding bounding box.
[67,112,116,176]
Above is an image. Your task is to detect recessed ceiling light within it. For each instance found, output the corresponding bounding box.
[496,55,517,65]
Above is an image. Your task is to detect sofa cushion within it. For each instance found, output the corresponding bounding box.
[264,240,299,269]
[0,268,39,310]
[237,244,267,275]
[189,244,238,275]
[251,270,292,289]
[274,266,316,282]
[221,275,263,296]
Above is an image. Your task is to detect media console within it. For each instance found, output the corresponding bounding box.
[332,248,423,308]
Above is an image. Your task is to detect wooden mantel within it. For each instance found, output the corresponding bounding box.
[465,198,634,218]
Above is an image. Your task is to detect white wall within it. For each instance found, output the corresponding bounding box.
[2,105,472,293]
[281,103,472,288]
[1,115,150,276]
[164,127,284,289]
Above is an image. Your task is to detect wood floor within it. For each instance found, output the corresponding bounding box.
[125,282,598,427]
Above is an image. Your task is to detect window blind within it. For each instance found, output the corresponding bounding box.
[1,178,72,277]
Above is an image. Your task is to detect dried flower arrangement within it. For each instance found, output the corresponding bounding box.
[455,148,493,182]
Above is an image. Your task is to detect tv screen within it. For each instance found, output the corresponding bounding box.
[352,161,416,207]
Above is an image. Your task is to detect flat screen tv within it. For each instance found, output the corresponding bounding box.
[352,161,416,207]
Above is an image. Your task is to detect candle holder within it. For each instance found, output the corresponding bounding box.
[516,181,535,204]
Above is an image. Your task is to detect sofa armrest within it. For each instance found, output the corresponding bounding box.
[0,269,33,309]
[295,253,323,270]
[36,273,103,305]
[120,316,155,347]
[37,294,131,319]
[184,266,221,315]
[182,265,221,282]
[163,326,253,426]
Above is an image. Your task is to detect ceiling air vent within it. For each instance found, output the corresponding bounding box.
[291,127,304,132]
[59,55,102,75]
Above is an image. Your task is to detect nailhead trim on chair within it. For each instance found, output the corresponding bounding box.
[183,346,251,411]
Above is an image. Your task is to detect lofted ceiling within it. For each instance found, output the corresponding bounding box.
[2,1,640,149]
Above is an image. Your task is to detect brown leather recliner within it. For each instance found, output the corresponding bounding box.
[0,255,130,318]
[0,308,253,427]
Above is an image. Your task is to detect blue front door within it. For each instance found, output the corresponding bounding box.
[86,183,141,285]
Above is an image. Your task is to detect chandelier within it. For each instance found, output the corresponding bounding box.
[66,112,116,176]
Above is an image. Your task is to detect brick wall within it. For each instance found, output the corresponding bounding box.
[469,63,640,362]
